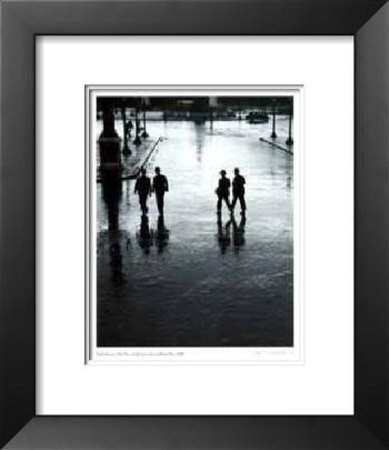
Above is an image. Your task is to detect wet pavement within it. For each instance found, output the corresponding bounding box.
[96,118,294,347]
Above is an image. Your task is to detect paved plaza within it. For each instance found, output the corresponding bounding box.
[97,118,293,347]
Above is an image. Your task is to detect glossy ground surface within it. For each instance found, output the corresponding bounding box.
[96,118,293,347]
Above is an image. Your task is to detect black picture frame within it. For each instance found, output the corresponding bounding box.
[1,0,388,448]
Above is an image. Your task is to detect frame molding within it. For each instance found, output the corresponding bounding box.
[0,0,388,448]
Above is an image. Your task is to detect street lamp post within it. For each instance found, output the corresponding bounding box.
[286,108,294,146]
[133,103,142,146]
[209,106,213,129]
[271,99,277,139]
[141,98,149,138]
[121,106,131,155]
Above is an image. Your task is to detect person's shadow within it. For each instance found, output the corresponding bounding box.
[154,215,170,254]
[217,212,246,255]
[136,214,153,254]
[109,239,124,284]
[229,213,246,253]
[216,212,232,254]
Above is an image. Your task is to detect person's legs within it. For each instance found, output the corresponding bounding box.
[239,194,246,212]
[217,195,222,211]
[224,195,231,211]
[156,194,164,214]
[139,195,148,214]
[231,195,237,210]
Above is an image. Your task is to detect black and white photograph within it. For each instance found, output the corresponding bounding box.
[87,88,301,362]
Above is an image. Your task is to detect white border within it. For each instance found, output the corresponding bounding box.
[37,36,353,415]
[86,86,303,365]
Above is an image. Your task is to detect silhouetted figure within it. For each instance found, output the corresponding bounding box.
[217,212,231,254]
[134,168,151,214]
[231,168,246,213]
[155,214,170,253]
[152,167,169,215]
[216,170,231,212]
[137,214,153,254]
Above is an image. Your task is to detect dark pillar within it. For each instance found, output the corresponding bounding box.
[102,178,123,284]
[271,99,277,139]
[99,98,121,171]
[141,100,149,138]
[286,109,294,146]
[102,178,121,233]
[121,106,131,155]
[133,106,142,145]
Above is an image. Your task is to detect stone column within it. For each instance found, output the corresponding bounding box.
[99,98,121,170]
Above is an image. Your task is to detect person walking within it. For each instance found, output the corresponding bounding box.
[152,167,169,215]
[231,167,246,214]
[216,170,231,213]
[134,168,151,215]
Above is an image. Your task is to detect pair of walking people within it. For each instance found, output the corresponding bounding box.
[134,166,245,215]
[134,167,169,215]
[216,168,246,214]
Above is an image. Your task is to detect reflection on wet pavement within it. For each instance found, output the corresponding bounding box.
[97,119,293,347]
